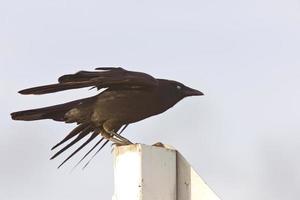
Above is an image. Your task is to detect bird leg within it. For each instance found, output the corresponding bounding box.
[100,130,125,144]
[107,130,133,145]
[103,120,133,145]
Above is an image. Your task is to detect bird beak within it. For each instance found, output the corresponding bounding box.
[184,87,204,97]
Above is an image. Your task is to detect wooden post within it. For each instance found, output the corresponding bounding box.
[112,144,220,200]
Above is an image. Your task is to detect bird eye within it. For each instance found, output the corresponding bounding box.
[176,85,182,90]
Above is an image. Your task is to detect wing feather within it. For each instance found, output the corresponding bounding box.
[19,67,158,95]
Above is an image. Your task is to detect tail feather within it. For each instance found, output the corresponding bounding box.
[10,97,93,122]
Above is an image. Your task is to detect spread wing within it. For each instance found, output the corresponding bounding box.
[19,67,158,95]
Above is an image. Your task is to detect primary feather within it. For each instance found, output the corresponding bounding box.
[19,67,157,95]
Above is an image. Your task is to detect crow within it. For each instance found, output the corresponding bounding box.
[11,67,203,168]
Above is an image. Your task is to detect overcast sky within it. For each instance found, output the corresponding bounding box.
[1,0,300,200]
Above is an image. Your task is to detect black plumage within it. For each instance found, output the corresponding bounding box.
[11,67,203,168]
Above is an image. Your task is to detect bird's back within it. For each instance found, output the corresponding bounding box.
[92,88,165,124]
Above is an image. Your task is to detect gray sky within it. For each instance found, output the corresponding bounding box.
[1,0,300,199]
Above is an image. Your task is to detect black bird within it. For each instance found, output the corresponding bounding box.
[11,67,203,168]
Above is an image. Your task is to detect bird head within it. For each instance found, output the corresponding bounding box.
[175,82,204,97]
[159,79,203,95]
[157,79,204,108]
